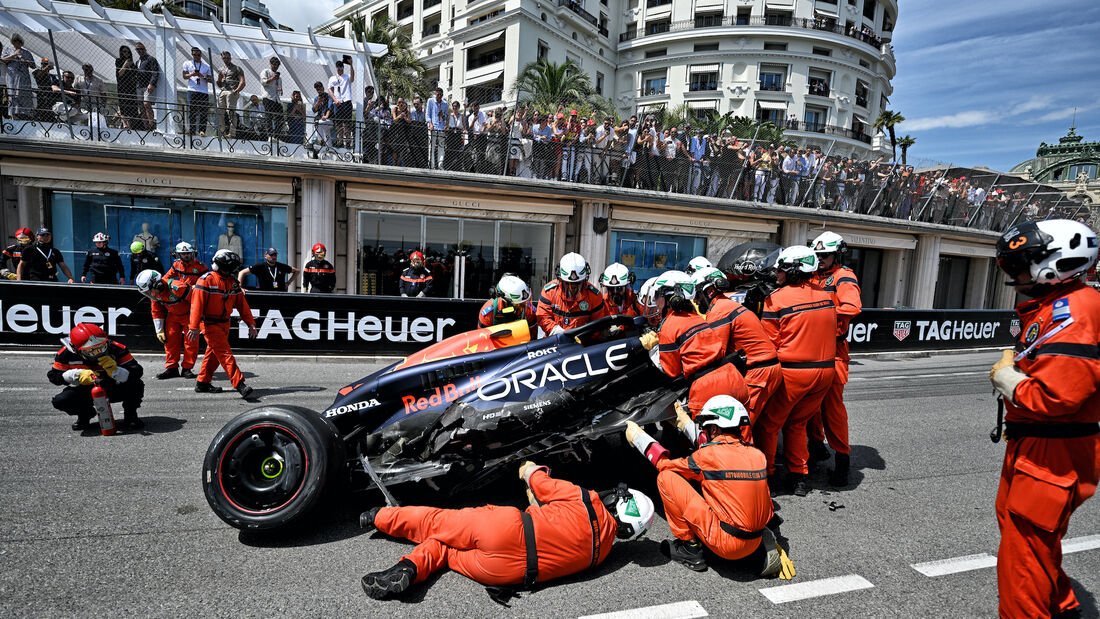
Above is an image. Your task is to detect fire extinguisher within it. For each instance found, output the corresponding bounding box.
[91,382,116,436]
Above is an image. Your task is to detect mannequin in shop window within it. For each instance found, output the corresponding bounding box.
[132,222,159,254]
[217,221,244,257]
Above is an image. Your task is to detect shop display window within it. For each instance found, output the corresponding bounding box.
[610,230,706,289]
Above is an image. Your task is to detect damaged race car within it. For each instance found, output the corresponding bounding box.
[202,315,686,531]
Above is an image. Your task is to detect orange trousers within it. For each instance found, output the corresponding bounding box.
[995,435,1099,618]
[744,364,784,422]
[754,367,834,475]
[196,322,245,387]
[688,364,749,417]
[164,314,199,370]
[657,470,761,560]
[376,504,527,586]
[808,359,850,455]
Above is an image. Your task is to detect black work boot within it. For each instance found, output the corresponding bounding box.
[829,452,850,487]
[236,382,254,399]
[791,473,810,497]
[662,538,707,572]
[359,507,382,532]
[155,367,180,380]
[71,413,94,431]
[119,410,144,431]
[180,368,197,379]
[195,382,224,394]
[808,440,831,464]
[361,559,416,600]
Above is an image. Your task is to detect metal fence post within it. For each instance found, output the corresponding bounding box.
[729,123,762,200]
[915,165,951,222]
[801,139,834,207]
[1007,182,1044,228]
[47,30,76,140]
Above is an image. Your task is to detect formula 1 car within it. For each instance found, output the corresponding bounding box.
[202,315,683,531]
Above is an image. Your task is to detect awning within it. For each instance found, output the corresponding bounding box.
[463,70,504,87]
[687,100,718,109]
[940,240,997,258]
[346,185,573,221]
[764,0,795,6]
[463,30,506,48]
[690,64,720,73]
[853,114,869,124]
[757,100,788,110]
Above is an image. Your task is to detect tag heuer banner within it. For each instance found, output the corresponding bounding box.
[0,282,1017,355]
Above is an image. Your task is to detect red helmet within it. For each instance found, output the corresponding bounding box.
[312,243,326,256]
[69,323,108,356]
[409,251,424,261]
[15,227,32,239]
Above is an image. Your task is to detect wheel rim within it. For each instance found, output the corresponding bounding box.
[217,424,310,515]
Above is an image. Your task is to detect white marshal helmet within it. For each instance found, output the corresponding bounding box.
[558,252,591,282]
[810,231,847,254]
[600,262,633,288]
[686,256,713,275]
[696,395,751,430]
[92,232,109,243]
[653,270,696,301]
[612,487,655,541]
[135,269,163,295]
[690,266,729,291]
[175,241,195,256]
[496,274,531,305]
[638,276,660,320]
[996,219,1099,286]
[774,246,819,274]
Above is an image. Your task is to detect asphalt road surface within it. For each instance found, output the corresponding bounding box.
[1,349,1097,618]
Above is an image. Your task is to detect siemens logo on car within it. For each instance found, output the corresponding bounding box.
[478,343,631,401]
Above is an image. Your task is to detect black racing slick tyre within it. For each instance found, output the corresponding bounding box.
[202,406,346,531]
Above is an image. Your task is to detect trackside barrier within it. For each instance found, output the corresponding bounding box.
[0,282,1017,355]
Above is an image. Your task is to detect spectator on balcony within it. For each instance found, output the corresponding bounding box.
[327,56,354,148]
[445,100,466,171]
[116,46,141,131]
[181,47,212,136]
[363,85,381,160]
[688,130,707,195]
[260,56,283,141]
[241,95,265,141]
[286,90,306,145]
[620,115,639,188]
[74,64,107,128]
[134,42,160,131]
[51,70,80,121]
[467,101,487,172]
[426,87,447,170]
[389,98,411,167]
[408,96,427,168]
[594,117,615,184]
[215,51,246,139]
[31,58,59,123]
[311,81,334,147]
[1,34,34,120]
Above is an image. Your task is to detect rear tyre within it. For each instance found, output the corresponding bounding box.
[202,405,346,531]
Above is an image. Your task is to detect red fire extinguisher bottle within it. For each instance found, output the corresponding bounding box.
[91,383,116,436]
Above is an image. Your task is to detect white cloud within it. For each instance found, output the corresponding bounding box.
[265,0,341,31]
[902,110,997,131]
[1026,102,1100,124]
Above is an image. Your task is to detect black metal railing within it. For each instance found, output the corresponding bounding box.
[598,24,609,37]
[557,0,599,27]
[467,49,505,70]
[646,0,672,7]
[423,23,441,36]
[618,14,884,49]
[640,84,667,97]
[808,82,830,97]
[759,80,785,92]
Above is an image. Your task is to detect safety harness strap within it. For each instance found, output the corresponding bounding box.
[719,520,765,540]
[579,487,601,569]
[520,512,538,587]
[1005,422,1099,440]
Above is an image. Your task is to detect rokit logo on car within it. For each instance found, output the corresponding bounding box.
[323,399,381,418]
[527,347,557,359]
[478,343,631,401]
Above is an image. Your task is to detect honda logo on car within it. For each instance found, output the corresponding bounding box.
[323,398,381,418]
[479,343,631,401]
[403,377,485,414]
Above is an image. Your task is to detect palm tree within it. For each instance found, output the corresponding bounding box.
[351,15,427,102]
[873,109,905,162]
[896,135,916,166]
[511,60,608,117]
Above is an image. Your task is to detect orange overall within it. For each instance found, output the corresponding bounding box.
[703,297,783,420]
[188,270,257,388]
[656,434,773,559]
[477,298,538,332]
[165,258,208,286]
[755,283,836,475]
[808,265,862,455]
[536,281,609,334]
[996,281,1100,618]
[658,311,748,417]
[150,277,198,371]
[374,469,617,586]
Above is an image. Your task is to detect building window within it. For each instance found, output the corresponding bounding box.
[934,255,969,309]
[689,68,718,92]
[567,53,581,67]
[694,11,723,28]
[756,102,786,124]
[855,80,869,107]
[694,42,719,52]
[646,0,672,7]
[611,230,705,290]
[599,12,609,36]
[537,39,549,61]
[691,105,716,121]
[759,65,786,92]
[371,9,388,24]
[804,106,828,131]
[859,58,870,68]
[645,19,671,35]
[879,92,888,111]
[808,69,831,96]
[764,10,792,26]
[423,18,441,37]
[641,71,667,96]
[595,72,604,95]
[736,7,751,24]
[763,42,787,51]
[1068,164,1098,180]
[645,48,667,58]
[467,41,506,70]
[468,9,503,26]
[396,0,413,21]
[812,46,831,56]
[863,0,876,21]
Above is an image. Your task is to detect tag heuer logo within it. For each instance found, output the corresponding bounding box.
[1009,319,1021,338]
[893,320,911,341]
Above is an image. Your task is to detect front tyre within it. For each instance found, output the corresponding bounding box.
[202,406,346,531]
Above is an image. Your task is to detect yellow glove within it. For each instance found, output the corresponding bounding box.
[990,349,1014,382]
[674,401,692,431]
[639,331,659,351]
[778,546,796,580]
[518,461,539,482]
[2,270,16,280]
[625,420,642,444]
[77,369,97,386]
[95,355,118,376]
[156,330,167,343]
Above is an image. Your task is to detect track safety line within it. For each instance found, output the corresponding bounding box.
[579,600,707,619]
[912,534,1100,577]
[758,574,874,604]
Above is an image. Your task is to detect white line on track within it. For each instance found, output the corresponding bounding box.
[0,387,40,391]
[758,574,874,604]
[912,534,1100,577]
[579,600,708,619]
[849,371,986,381]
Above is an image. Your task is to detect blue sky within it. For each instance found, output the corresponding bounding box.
[268,0,1100,172]
[890,0,1100,171]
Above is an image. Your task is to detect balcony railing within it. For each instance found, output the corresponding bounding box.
[617,14,884,48]
[557,0,599,27]
[640,84,667,97]
[759,80,785,92]
[689,79,718,92]
[467,50,505,70]
[646,0,672,7]
[808,82,830,97]
[598,24,609,37]
[855,94,868,108]
[423,23,440,36]
[781,119,872,144]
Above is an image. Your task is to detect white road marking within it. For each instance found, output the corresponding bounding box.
[0,387,40,391]
[850,371,985,381]
[913,535,1100,577]
[911,553,997,577]
[758,575,874,604]
[579,600,707,619]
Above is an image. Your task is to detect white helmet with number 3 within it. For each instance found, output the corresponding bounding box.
[996,219,1098,287]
